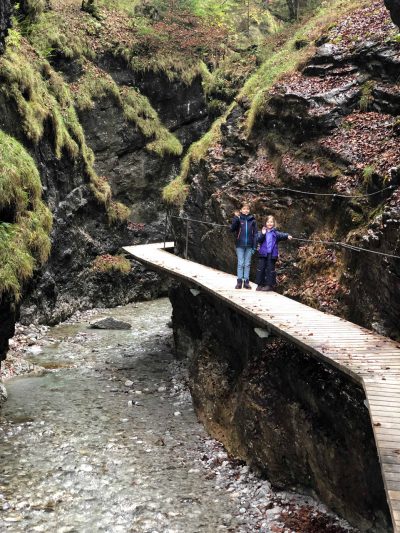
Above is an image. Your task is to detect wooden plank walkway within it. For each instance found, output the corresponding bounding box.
[124,242,400,532]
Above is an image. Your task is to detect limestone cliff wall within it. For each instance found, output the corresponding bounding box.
[0,0,11,54]
[17,68,209,325]
[170,283,392,532]
[173,2,400,338]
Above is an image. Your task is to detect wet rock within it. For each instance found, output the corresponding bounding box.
[89,317,131,330]
[0,382,7,405]
[384,0,400,28]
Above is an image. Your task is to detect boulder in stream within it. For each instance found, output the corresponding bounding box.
[89,317,131,330]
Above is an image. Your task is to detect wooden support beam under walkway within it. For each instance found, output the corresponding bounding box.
[124,242,400,532]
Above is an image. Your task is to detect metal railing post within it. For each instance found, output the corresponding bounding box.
[163,210,168,249]
[185,218,189,259]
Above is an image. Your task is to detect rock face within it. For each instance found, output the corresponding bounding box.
[0,292,15,363]
[170,284,392,532]
[0,0,11,54]
[384,0,400,27]
[79,65,209,224]
[174,2,400,338]
[16,69,209,325]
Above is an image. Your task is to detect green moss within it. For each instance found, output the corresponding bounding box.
[74,69,121,111]
[0,43,116,211]
[26,12,92,60]
[121,87,183,156]
[92,254,131,274]
[0,49,82,157]
[0,130,52,300]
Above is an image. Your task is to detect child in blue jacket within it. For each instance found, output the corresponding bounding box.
[256,215,292,291]
[230,203,258,289]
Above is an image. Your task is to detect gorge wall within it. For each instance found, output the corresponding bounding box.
[172,0,400,339]
[170,283,392,532]
[0,0,212,361]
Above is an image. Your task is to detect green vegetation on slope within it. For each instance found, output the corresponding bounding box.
[163,0,369,205]
[0,30,129,222]
[0,130,52,300]
[240,0,367,131]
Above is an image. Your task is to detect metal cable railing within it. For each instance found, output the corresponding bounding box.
[166,214,400,261]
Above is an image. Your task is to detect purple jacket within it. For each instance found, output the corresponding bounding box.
[257,228,289,258]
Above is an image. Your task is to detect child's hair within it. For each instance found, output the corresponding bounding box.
[241,202,251,209]
[265,215,276,226]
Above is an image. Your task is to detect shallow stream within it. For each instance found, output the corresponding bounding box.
[0,299,355,533]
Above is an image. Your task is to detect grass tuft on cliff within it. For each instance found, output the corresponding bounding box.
[92,254,131,274]
[0,33,129,221]
[0,130,52,300]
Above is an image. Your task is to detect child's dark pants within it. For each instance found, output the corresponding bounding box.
[256,254,277,286]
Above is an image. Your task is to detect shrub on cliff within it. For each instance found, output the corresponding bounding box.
[92,254,131,274]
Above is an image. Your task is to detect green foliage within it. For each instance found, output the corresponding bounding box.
[241,0,364,132]
[92,254,131,273]
[0,130,52,300]
[362,165,376,185]
[5,27,22,50]
[359,80,375,111]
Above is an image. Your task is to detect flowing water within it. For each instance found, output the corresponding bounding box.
[0,299,356,533]
[0,299,251,533]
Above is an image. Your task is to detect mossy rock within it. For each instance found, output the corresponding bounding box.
[0,130,52,300]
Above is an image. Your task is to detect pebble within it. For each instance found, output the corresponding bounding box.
[173,411,181,417]
[124,380,133,387]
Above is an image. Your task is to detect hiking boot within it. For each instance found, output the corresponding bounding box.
[235,279,243,289]
[261,285,271,291]
[243,280,251,289]
[256,285,263,291]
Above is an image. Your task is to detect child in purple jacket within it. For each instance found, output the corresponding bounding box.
[256,215,292,291]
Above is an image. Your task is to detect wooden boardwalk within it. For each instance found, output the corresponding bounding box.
[124,242,400,532]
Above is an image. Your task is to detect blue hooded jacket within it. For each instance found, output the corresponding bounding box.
[257,228,289,258]
[231,214,257,249]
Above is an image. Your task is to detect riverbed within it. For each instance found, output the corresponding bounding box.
[0,299,356,532]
